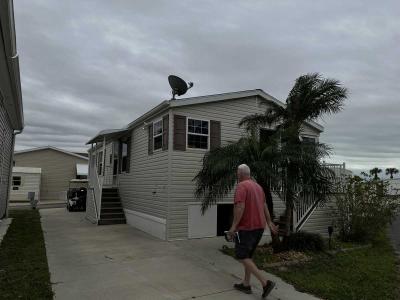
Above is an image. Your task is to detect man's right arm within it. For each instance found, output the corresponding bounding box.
[264,202,278,235]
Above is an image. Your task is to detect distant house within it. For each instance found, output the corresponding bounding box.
[388,178,400,195]
[13,147,88,202]
[0,0,24,219]
[9,167,41,203]
[86,89,350,240]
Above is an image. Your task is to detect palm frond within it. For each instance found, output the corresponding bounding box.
[286,73,348,123]
[239,105,286,132]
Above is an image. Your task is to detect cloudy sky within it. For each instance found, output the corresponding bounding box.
[13,0,400,173]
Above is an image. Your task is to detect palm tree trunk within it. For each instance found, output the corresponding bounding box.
[259,181,280,251]
[284,188,294,237]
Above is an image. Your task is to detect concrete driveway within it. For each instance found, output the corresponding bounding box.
[41,208,319,300]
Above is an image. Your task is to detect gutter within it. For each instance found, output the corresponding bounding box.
[4,129,22,218]
[126,100,170,129]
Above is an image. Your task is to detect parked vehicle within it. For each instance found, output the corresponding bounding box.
[66,179,88,211]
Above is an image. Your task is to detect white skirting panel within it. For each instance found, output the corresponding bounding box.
[124,208,167,240]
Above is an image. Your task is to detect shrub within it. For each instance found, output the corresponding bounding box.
[334,175,400,243]
[280,231,325,252]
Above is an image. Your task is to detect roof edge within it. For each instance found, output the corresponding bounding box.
[88,89,324,142]
[0,0,23,130]
[15,146,89,160]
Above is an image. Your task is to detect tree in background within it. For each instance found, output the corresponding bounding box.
[369,167,382,180]
[385,168,399,179]
[334,175,400,242]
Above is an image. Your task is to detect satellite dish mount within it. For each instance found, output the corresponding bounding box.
[168,75,193,100]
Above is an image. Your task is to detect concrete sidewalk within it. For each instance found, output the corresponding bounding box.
[41,208,319,300]
[0,218,12,244]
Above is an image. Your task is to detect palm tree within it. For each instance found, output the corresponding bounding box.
[385,168,399,179]
[369,167,382,180]
[195,73,348,237]
[194,136,279,216]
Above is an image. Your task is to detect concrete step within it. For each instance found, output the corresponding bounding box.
[102,189,118,194]
[101,196,121,202]
[101,202,123,208]
[101,207,124,214]
[98,218,126,225]
[100,212,125,219]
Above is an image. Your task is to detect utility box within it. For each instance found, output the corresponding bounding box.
[28,192,37,209]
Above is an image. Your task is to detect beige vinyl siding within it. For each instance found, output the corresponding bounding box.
[169,96,275,239]
[168,97,322,239]
[0,101,14,218]
[118,112,169,220]
[271,192,286,219]
[301,198,336,237]
[9,171,41,202]
[301,124,319,140]
[13,149,88,201]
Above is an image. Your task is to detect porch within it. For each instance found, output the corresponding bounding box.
[85,128,131,225]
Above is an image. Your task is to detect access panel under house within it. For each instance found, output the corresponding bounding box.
[86,89,350,240]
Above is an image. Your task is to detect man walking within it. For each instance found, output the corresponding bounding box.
[228,164,278,298]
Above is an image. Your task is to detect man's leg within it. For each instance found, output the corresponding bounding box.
[243,265,251,286]
[240,258,267,287]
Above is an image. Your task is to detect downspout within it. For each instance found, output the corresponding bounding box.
[4,129,22,218]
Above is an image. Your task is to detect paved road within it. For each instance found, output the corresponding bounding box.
[390,214,400,254]
[40,208,319,300]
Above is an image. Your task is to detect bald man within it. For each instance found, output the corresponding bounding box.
[228,164,278,298]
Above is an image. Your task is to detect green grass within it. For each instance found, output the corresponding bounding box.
[0,210,53,300]
[269,234,400,300]
[222,234,399,300]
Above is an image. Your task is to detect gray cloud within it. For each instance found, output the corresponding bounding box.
[13,0,400,171]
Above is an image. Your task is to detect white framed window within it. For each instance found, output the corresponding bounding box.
[12,176,21,190]
[259,128,276,144]
[121,140,129,173]
[153,119,163,151]
[301,136,317,144]
[97,151,103,175]
[187,118,209,150]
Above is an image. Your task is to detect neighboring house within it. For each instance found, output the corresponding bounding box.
[388,178,400,196]
[0,0,24,219]
[13,147,88,202]
[86,89,348,240]
[9,167,41,203]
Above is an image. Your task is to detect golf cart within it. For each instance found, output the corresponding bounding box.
[66,179,88,212]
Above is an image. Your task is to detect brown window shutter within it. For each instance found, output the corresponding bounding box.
[118,140,122,173]
[148,123,153,155]
[210,120,221,150]
[173,115,186,151]
[126,137,131,172]
[162,115,169,150]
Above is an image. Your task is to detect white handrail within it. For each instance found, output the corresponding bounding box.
[89,159,103,223]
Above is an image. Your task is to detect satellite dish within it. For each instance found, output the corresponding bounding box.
[168,75,194,100]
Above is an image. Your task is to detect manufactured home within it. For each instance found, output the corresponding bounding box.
[0,0,23,219]
[86,89,348,240]
[9,167,41,203]
[14,147,88,202]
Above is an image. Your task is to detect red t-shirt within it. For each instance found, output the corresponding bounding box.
[234,179,267,231]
